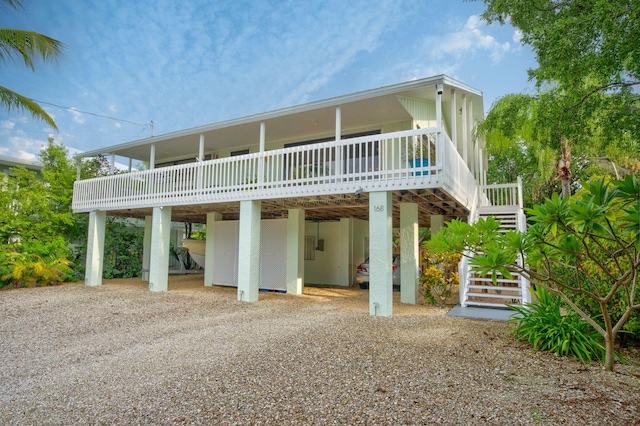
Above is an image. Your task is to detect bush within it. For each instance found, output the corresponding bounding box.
[507,287,608,363]
[1,252,71,288]
[420,250,460,307]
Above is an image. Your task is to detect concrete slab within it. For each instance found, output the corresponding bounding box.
[447,304,521,321]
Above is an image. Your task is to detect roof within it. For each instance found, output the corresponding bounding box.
[0,155,43,171]
[75,75,483,164]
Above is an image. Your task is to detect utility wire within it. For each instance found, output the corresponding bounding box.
[29,98,148,129]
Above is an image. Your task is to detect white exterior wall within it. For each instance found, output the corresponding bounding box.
[304,221,342,285]
[211,219,288,291]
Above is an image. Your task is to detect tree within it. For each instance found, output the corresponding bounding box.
[0,0,65,129]
[478,0,640,195]
[429,176,640,371]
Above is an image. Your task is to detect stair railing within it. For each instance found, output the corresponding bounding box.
[458,184,480,306]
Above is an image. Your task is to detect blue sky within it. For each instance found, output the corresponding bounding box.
[0,0,536,162]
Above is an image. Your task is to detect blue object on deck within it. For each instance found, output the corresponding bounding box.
[409,158,429,176]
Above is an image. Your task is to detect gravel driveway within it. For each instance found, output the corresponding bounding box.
[1,276,639,425]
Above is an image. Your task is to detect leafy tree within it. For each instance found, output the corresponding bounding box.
[478,0,640,195]
[0,141,143,287]
[0,0,66,129]
[429,176,640,371]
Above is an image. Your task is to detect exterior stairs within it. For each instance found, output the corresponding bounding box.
[459,179,531,308]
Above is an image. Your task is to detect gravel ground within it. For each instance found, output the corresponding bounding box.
[1,275,639,426]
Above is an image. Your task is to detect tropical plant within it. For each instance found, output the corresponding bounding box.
[1,251,71,287]
[0,0,66,129]
[508,287,607,363]
[419,250,460,307]
[428,176,640,371]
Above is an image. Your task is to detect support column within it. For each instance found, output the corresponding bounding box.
[142,215,152,281]
[149,206,172,292]
[369,191,393,316]
[400,203,419,305]
[451,89,458,154]
[149,144,156,170]
[286,209,305,294]
[431,215,444,236]
[461,94,468,166]
[258,122,265,185]
[85,210,106,287]
[204,212,222,286]
[339,218,353,287]
[237,200,261,302]
[435,84,443,129]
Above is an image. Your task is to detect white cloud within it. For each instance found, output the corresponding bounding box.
[424,15,512,64]
[1,120,16,130]
[69,108,86,124]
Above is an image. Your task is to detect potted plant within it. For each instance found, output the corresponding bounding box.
[409,134,431,176]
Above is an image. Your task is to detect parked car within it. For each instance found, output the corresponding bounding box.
[356,255,400,290]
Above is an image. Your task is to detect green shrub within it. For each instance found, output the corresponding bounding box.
[507,287,608,363]
[419,250,460,307]
[1,252,71,287]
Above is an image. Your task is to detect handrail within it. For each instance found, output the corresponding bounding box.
[72,127,478,213]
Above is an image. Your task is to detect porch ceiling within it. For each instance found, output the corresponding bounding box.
[104,188,469,227]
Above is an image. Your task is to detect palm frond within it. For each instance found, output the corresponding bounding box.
[0,28,66,70]
[0,0,23,11]
[0,85,57,130]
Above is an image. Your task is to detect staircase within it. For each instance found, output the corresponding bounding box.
[459,178,531,308]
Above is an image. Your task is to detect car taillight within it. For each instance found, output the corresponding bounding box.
[392,265,398,271]
[357,265,367,271]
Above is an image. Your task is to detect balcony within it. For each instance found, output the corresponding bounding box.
[73,127,478,223]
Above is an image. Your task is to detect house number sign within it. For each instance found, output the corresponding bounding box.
[374,205,384,212]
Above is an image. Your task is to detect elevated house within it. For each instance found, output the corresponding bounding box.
[72,75,529,316]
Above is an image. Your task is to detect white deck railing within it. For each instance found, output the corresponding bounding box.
[73,128,477,212]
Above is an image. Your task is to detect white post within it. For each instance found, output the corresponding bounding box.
[142,215,152,281]
[435,84,443,129]
[149,144,156,170]
[431,215,444,236]
[128,157,132,173]
[468,100,475,177]
[461,94,468,166]
[149,206,172,292]
[286,208,305,294]
[451,89,458,154]
[204,212,222,286]
[400,203,419,305]
[369,191,393,316]
[85,210,106,287]
[237,200,261,302]
[109,153,115,175]
[258,122,265,185]
[76,159,81,180]
[198,134,205,161]
[335,106,342,180]
[339,218,353,287]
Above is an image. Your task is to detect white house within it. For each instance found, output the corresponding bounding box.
[72,75,527,316]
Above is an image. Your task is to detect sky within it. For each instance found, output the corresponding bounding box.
[0,0,537,163]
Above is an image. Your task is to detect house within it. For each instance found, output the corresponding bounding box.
[73,75,525,316]
[0,155,43,174]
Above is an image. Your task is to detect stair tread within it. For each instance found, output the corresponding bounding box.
[466,292,523,300]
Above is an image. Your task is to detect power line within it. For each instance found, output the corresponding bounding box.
[29,98,149,129]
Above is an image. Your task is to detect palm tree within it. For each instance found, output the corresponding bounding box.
[0,0,65,130]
